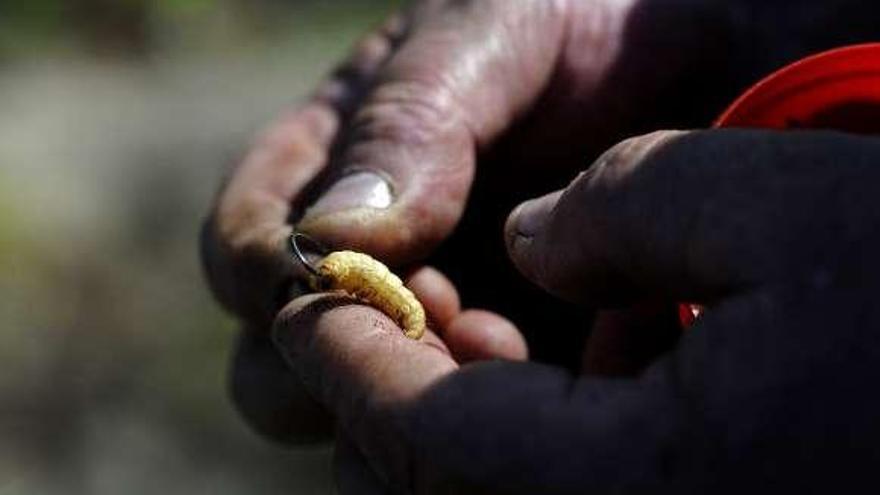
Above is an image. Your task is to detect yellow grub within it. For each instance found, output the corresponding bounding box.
[312,251,426,340]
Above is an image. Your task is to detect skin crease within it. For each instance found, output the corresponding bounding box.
[199,0,880,492]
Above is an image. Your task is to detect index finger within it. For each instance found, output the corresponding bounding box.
[271,292,688,494]
[201,14,408,326]
[272,294,458,492]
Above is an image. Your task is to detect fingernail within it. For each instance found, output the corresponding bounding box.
[304,171,393,219]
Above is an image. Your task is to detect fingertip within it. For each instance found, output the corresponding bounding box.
[271,291,459,447]
[504,202,527,255]
[445,310,529,363]
[272,292,453,379]
[272,293,330,348]
[507,190,563,239]
[406,266,461,330]
[505,190,563,285]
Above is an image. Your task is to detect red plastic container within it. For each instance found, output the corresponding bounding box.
[680,43,880,326]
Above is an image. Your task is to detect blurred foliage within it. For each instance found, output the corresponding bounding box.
[0,0,401,493]
[0,0,403,58]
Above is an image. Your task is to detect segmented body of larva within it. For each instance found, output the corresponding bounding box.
[312,251,426,340]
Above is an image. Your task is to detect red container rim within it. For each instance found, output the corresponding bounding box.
[715,43,880,128]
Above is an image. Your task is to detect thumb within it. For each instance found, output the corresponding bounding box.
[297,0,572,262]
[505,129,880,306]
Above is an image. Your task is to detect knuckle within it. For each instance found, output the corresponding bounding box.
[332,34,391,85]
[354,33,392,65]
[352,78,463,148]
[593,131,689,183]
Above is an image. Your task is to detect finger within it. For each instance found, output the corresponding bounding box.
[276,295,689,494]
[230,327,334,444]
[405,266,461,331]
[506,129,880,305]
[443,310,528,363]
[201,15,407,326]
[272,294,457,493]
[201,105,337,325]
[297,0,573,263]
[359,264,527,364]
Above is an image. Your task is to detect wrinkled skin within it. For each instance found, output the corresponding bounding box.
[201,0,880,493]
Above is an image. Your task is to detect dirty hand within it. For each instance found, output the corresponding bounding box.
[277,129,880,493]
[200,0,880,463]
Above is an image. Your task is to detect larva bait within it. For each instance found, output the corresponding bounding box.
[289,233,426,340]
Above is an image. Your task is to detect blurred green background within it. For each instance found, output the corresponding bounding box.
[0,1,401,493]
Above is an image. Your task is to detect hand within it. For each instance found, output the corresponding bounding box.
[276,129,880,493]
[201,0,880,450]
[204,0,707,442]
